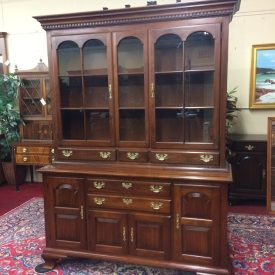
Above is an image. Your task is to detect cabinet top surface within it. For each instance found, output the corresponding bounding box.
[34,0,240,31]
[228,134,267,142]
[38,163,232,183]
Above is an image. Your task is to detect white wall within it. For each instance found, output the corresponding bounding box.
[1,0,274,134]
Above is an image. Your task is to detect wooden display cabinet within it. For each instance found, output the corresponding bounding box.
[35,1,240,274]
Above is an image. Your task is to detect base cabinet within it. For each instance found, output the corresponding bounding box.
[40,168,230,274]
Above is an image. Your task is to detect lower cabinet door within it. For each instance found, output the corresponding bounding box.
[128,213,171,260]
[45,176,86,250]
[173,184,220,266]
[87,209,128,255]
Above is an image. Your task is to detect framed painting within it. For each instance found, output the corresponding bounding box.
[250,44,275,109]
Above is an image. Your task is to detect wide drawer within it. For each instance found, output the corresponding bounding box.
[87,194,171,214]
[15,154,51,165]
[56,148,116,161]
[150,150,219,166]
[117,149,148,163]
[86,179,171,197]
[16,146,53,155]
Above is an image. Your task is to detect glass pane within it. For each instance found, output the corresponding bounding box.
[119,75,144,108]
[184,109,213,142]
[156,109,184,142]
[185,32,214,71]
[20,79,42,116]
[86,111,110,140]
[119,110,145,141]
[83,40,107,75]
[60,76,83,108]
[184,71,214,107]
[84,76,108,108]
[118,37,144,73]
[155,73,183,107]
[45,78,52,115]
[61,110,84,140]
[155,34,182,72]
[58,41,81,76]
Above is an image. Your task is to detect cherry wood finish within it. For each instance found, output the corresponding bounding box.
[227,134,267,203]
[35,1,240,274]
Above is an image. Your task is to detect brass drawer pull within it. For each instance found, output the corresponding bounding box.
[245,144,255,151]
[94,197,106,205]
[23,156,28,162]
[62,150,73,158]
[93,181,106,190]
[150,202,163,210]
[99,151,111,159]
[176,213,180,229]
[200,154,213,163]
[155,153,168,161]
[80,205,84,220]
[51,148,55,154]
[127,152,139,160]
[122,226,126,242]
[122,198,133,205]
[150,185,163,193]
[22,147,28,153]
[122,182,132,189]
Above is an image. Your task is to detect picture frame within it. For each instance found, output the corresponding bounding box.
[250,44,275,109]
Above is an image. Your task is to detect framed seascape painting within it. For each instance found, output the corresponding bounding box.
[250,44,275,109]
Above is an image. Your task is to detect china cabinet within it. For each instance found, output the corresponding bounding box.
[227,134,267,203]
[35,1,240,274]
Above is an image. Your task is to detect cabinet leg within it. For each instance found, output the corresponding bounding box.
[35,259,56,273]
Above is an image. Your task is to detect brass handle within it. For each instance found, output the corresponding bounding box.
[108,84,112,99]
[23,156,28,162]
[150,185,163,193]
[200,154,213,163]
[176,213,180,229]
[151,82,155,98]
[122,182,132,189]
[62,150,73,158]
[150,201,163,210]
[155,153,168,161]
[122,198,133,205]
[51,148,55,154]
[123,226,126,242]
[93,181,106,189]
[99,151,111,159]
[126,152,139,160]
[130,227,134,242]
[245,145,255,151]
[94,197,105,205]
[22,147,28,153]
[80,205,84,220]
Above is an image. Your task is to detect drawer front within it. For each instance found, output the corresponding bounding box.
[150,151,219,166]
[87,194,171,214]
[117,149,148,163]
[86,179,171,197]
[230,141,266,152]
[15,154,51,165]
[56,148,116,161]
[16,146,52,155]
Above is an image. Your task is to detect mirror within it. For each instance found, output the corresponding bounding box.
[267,117,275,213]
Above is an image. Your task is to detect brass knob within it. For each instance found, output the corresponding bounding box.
[22,147,28,153]
[23,156,28,162]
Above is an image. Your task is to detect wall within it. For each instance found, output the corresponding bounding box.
[0,0,274,136]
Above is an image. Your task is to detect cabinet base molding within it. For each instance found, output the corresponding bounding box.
[41,247,230,275]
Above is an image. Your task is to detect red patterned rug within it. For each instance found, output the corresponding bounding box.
[0,198,274,274]
[228,212,275,274]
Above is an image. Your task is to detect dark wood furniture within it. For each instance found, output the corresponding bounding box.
[35,1,240,274]
[14,61,53,189]
[227,134,267,203]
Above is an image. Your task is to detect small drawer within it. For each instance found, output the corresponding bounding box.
[16,146,52,155]
[15,154,51,165]
[87,194,171,214]
[150,150,219,166]
[56,148,116,161]
[117,149,148,162]
[230,141,266,152]
[86,179,171,197]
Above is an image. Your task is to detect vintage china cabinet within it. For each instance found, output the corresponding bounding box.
[14,61,54,188]
[35,1,240,274]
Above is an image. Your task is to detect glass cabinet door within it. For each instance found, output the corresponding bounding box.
[56,34,113,145]
[114,33,148,147]
[151,26,219,149]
